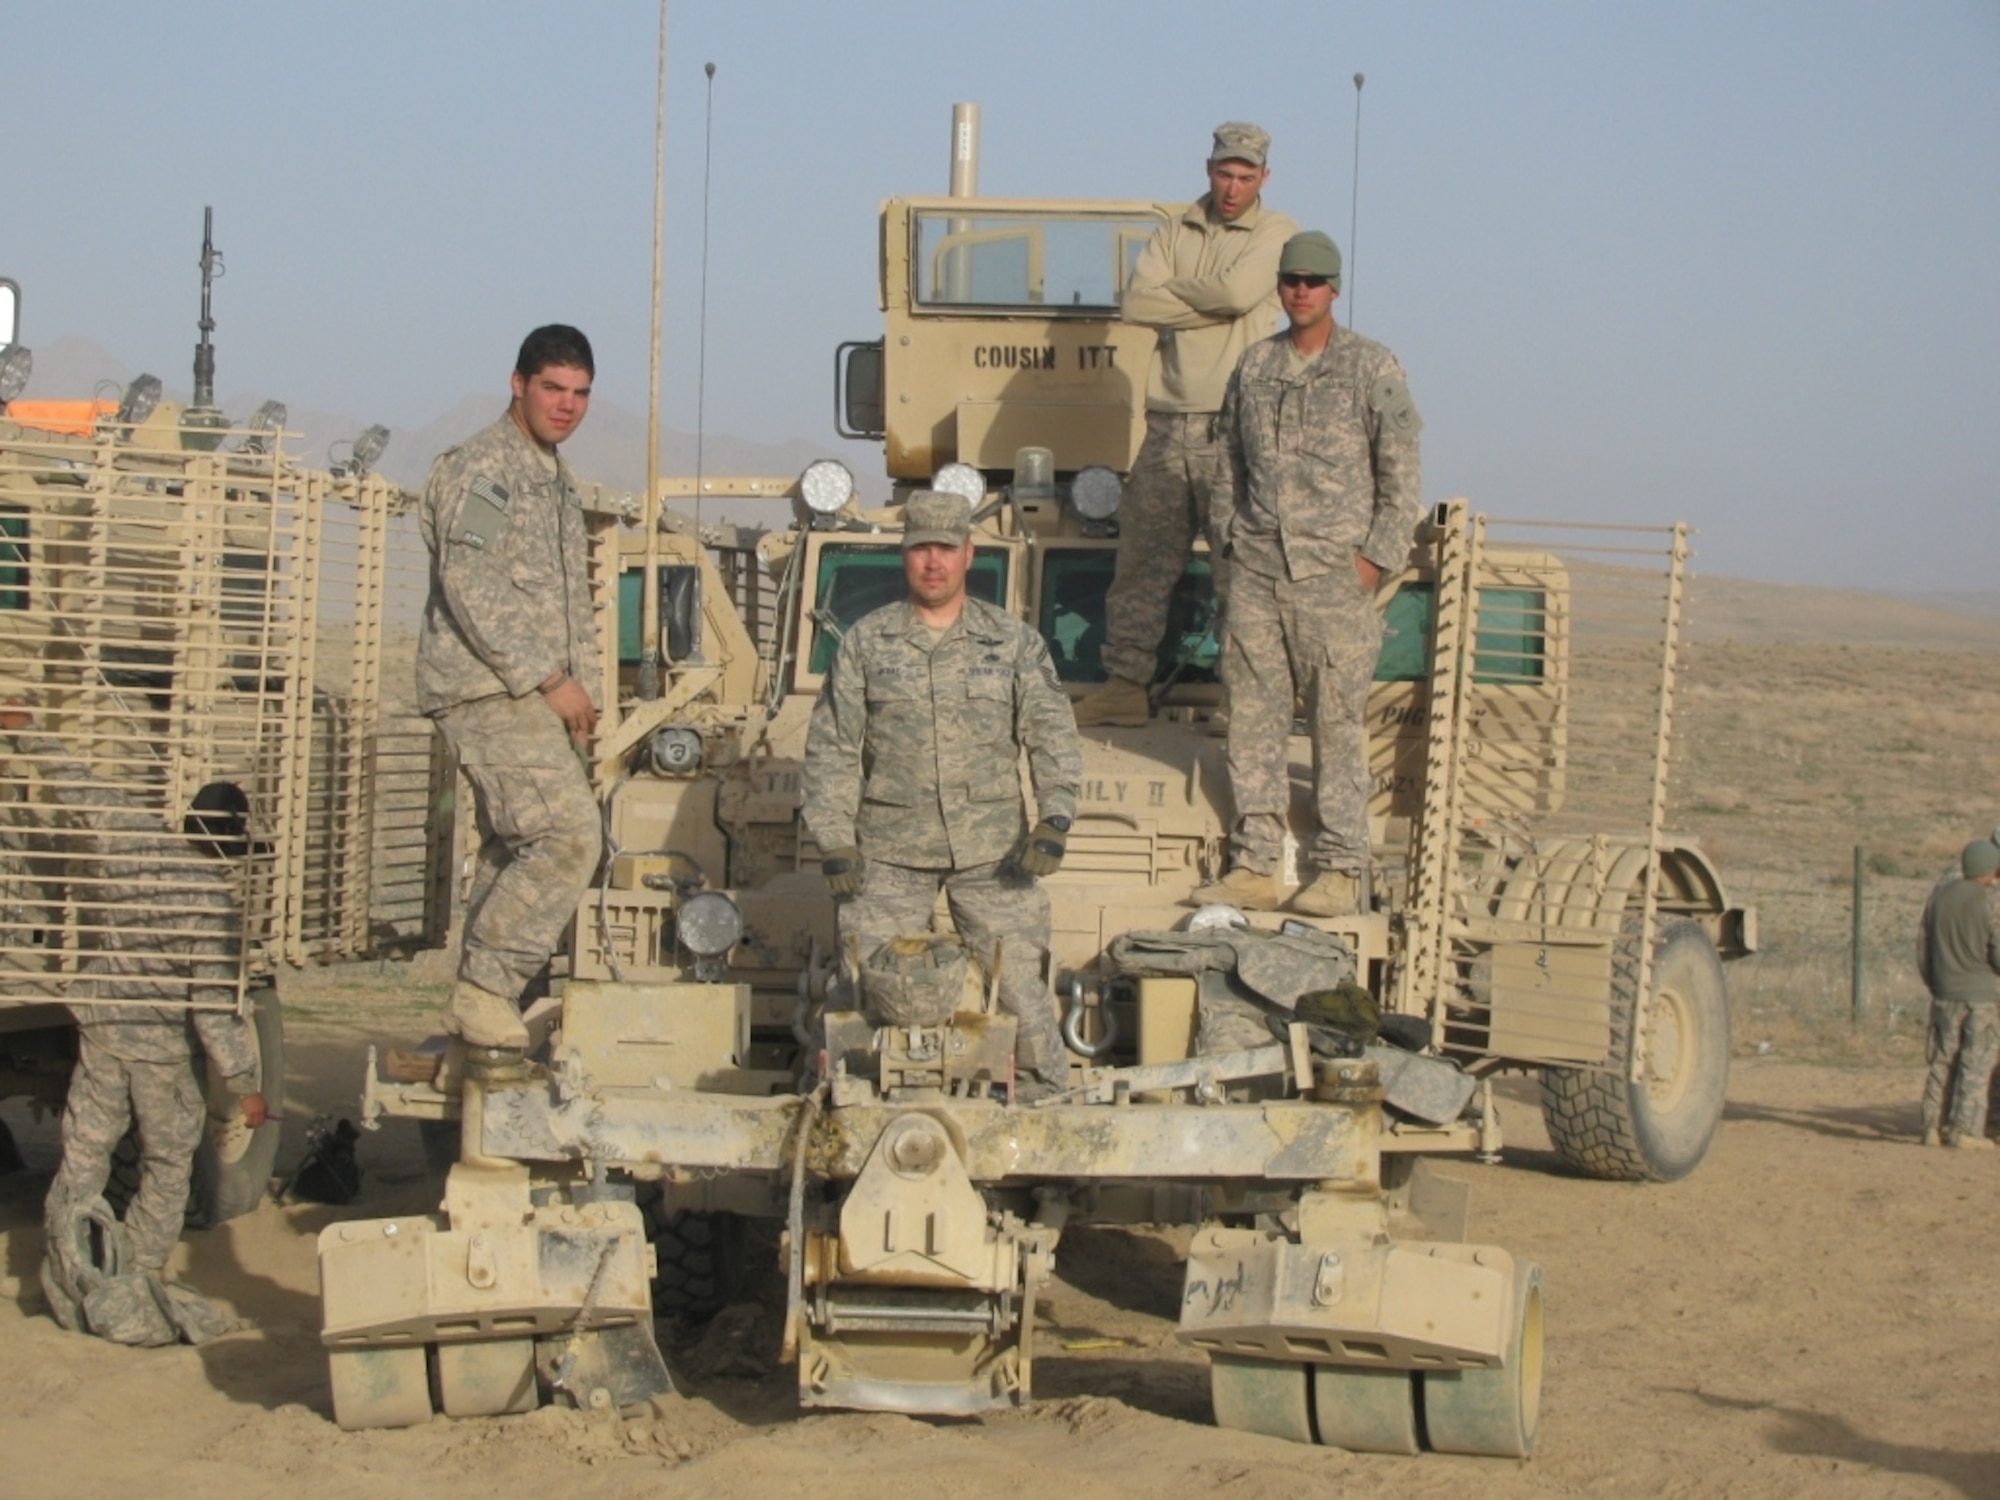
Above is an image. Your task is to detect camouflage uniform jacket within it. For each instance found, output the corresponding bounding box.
[8,733,259,1091]
[802,597,1082,870]
[1216,326,1424,582]
[1122,195,1297,414]
[416,413,601,715]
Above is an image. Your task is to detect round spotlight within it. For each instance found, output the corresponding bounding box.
[1071,465,1123,522]
[0,345,33,404]
[647,725,703,775]
[117,374,163,426]
[800,459,855,516]
[1185,903,1250,933]
[930,461,986,507]
[677,890,744,959]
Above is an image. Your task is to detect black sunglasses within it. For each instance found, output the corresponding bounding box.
[1279,272,1329,289]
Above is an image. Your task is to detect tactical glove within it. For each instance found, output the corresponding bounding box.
[1015,821,1068,879]
[821,846,865,898]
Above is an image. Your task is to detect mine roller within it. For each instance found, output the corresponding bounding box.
[326,105,1752,1455]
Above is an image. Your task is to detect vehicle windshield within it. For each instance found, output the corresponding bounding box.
[1039,548,1220,686]
[912,210,1159,313]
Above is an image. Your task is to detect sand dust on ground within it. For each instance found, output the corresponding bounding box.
[3,1002,1997,1500]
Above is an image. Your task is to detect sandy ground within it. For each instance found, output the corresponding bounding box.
[3,997,1998,1500]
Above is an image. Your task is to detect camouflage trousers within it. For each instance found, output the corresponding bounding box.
[1221,562,1381,876]
[1099,411,1225,686]
[1922,997,1999,1140]
[436,693,602,1003]
[46,1029,206,1273]
[836,859,1067,1090]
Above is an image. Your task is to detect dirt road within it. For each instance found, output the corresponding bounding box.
[3,1002,1996,1500]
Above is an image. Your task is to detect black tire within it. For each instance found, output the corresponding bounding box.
[639,1194,747,1323]
[190,982,285,1226]
[1540,917,1730,1182]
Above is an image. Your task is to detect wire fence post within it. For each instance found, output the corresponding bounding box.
[1851,845,1866,1025]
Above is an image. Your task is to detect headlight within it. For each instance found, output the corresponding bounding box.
[677,890,743,958]
[1071,465,1123,521]
[931,461,986,507]
[800,458,855,516]
[117,374,162,426]
[1185,903,1249,933]
[0,345,32,404]
[647,725,703,775]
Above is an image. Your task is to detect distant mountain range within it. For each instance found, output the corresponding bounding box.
[17,334,877,510]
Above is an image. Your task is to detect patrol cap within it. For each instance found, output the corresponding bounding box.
[1962,839,2000,880]
[1279,231,1343,289]
[1209,121,1270,168]
[900,490,972,549]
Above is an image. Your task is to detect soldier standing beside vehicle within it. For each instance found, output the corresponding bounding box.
[417,325,602,1053]
[1916,837,2000,1149]
[801,492,1083,1099]
[1192,231,1422,917]
[0,697,266,1337]
[1072,121,1296,729]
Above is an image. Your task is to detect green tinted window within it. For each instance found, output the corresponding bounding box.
[1373,584,1547,684]
[0,509,24,610]
[808,544,1008,675]
[1038,548,1219,685]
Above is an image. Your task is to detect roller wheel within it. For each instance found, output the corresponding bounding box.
[435,1338,539,1417]
[1421,1259,1544,1458]
[1209,1353,1313,1443]
[1541,917,1730,1182]
[1312,1364,1421,1455]
[328,1345,433,1430]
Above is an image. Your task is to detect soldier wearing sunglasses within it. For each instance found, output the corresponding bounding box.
[1193,231,1424,918]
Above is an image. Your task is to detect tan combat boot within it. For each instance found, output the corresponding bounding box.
[442,979,529,1051]
[1074,676,1150,728]
[1948,1133,1995,1151]
[1190,866,1286,912]
[1291,871,1361,918]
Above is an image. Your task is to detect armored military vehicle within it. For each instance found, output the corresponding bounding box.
[323,106,1751,1455]
[0,225,445,1221]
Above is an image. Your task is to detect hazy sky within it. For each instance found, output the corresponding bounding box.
[7,2,1996,591]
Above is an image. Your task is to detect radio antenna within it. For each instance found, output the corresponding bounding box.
[1349,73,1365,328]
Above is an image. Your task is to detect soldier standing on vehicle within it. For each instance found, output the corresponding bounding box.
[1072,121,1297,729]
[1192,232,1422,917]
[417,326,602,1054]
[0,698,266,1338]
[1917,838,2000,1148]
[801,491,1083,1099]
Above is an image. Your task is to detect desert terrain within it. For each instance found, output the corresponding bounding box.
[3,574,1999,1499]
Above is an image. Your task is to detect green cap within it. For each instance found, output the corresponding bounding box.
[1279,231,1343,289]
[901,490,972,549]
[1963,840,2000,879]
[1209,121,1270,168]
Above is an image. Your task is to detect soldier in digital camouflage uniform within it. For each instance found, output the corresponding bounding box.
[418,325,603,1052]
[1917,838,2000,1148]
[0,709,266,1298]
[801,492,1084,1098]
[1193,231,1423,918]
[1073,121,1297,729]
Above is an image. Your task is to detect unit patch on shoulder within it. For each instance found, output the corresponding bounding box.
[1367,375,1424,438]
[451,476,513,550]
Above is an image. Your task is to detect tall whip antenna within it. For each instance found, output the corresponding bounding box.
[638,0,669,702]
[1349,72,1365,328]
[695,61,717,518]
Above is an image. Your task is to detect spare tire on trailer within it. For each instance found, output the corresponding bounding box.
[189,981,285,1226]
[1540,917,1730,1183]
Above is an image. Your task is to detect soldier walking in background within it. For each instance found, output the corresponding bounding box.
[417,325,603,1054]
[1917,837,2000,1148]
[1192,231,1423,917]
[1072,121,1296,729]
[801,492,1084,1099]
